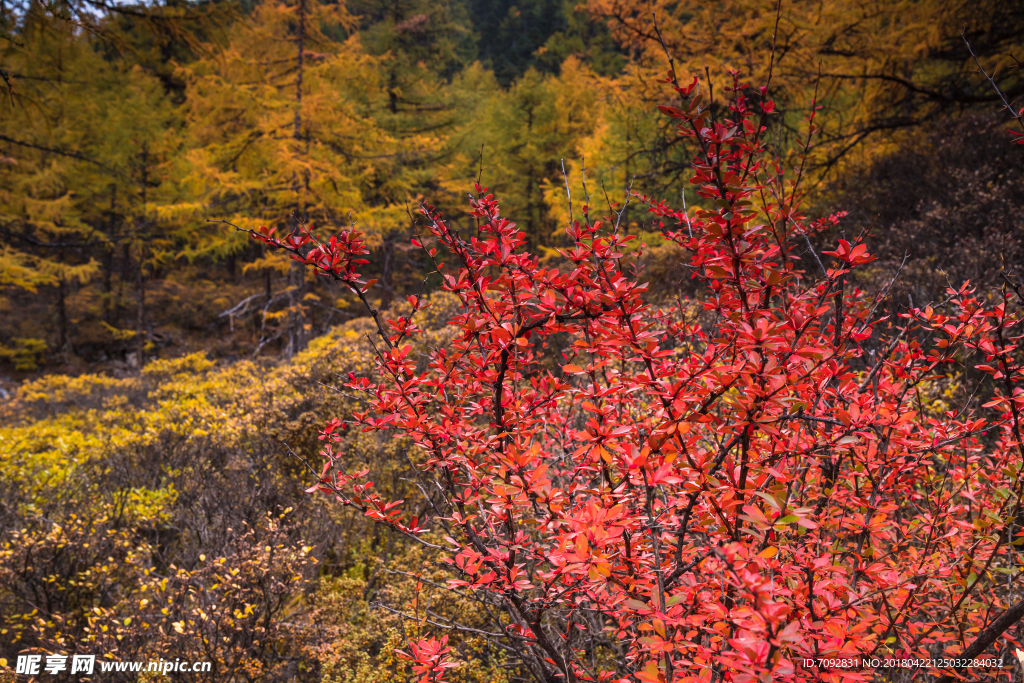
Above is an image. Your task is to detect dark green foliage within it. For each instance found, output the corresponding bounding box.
[467,0,624,84]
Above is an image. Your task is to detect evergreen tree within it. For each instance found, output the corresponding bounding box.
[467,0,624,84]
[468,58,598,247]
[346,0,491,306]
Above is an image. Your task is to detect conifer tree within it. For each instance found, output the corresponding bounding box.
[351,0,482,307]
[175,0,395,355]
[0,2,175,366]
[468,59,599,247]
[584,0,1024,174]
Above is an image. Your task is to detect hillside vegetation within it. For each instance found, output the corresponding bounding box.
[1,0,1020,375]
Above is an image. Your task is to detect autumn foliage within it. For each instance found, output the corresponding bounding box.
[240,64,1024,683]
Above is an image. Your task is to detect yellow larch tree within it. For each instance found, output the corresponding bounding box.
[0,3,176,368]
[583,0,1024,180]
[173,0,397,356]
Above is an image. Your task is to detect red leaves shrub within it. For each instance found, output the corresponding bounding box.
[395,635,459,683]
[252,72,1024,682]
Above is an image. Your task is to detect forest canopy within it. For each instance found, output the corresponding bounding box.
[1,0,1020,374]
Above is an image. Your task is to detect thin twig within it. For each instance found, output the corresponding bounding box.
[962,30,1024,134]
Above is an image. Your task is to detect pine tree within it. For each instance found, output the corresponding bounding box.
[467,58,599,247]
[349,0,481,308]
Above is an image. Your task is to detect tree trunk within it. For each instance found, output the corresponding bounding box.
[285,0,308,359]
[380,237,394,311]
[388,68,398,114]
[294,0,304,140]
[285,259,305,358]
[136,243,145,371]
[117,241,130,325]
[103,247,114,323]
[136,146,148,370]
[258,267,272,345]
[55,274,69,355]
[103,185,117,323]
